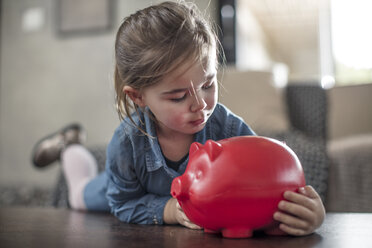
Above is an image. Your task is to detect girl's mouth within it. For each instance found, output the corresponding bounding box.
[190,118,205,126]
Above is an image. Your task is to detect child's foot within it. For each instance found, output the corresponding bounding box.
[31,123,86,168]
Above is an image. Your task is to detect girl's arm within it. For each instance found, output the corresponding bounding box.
[105,127,170,225]
[273,185,325,236]
[106,167,170,224]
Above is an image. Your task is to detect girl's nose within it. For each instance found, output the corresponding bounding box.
[190,91,207,112]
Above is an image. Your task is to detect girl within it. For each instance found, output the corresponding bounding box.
[32,1,325,236]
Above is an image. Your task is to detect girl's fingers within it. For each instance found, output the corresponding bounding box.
[176,201,202,229]
[283,190,317,211]
[278,200,314,221]
[182,213,202,229]
[278,223,309,236]
[273,211,309,230]
[176,201,182,210]
[184,221,203,229]
[300,185,321,199]
[276,185,325,236]
[179,210,187,221]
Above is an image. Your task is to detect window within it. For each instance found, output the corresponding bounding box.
[331,0,372,85]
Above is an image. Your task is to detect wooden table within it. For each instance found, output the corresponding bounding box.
[1,207,371,247]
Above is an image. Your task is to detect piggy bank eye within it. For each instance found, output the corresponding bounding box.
[195,169,203,180]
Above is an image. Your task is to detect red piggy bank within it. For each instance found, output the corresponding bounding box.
[171,136,306,238]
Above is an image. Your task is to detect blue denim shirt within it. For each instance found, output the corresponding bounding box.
[105,103,255,225]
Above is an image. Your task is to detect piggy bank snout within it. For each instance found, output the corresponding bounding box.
[171,177,188,199]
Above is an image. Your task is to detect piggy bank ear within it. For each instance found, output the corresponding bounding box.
[190,142,203,156]
[204,140,223,161]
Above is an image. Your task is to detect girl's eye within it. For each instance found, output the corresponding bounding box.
[170,94,187,102]
[202,81,214,90]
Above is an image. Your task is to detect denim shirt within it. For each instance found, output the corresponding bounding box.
[105,103,255,225]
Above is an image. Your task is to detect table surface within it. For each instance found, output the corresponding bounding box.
[1,207,372,248]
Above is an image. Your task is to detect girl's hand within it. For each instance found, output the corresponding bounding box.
[273,185,325,236]
[174,200,202,229]
[164,198,202,229]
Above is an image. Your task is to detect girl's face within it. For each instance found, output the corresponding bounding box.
[141,58,218,137]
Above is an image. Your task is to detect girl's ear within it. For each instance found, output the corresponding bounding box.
[123,86,146,107]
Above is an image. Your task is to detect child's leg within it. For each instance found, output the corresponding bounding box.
[83,171,110,211]
[61,144,98,210]
[61,144,110,211]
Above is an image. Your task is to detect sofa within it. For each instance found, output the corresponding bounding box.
[326,134,372,212]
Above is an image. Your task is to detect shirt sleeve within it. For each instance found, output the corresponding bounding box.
[231,114,257,137]
[213,103,256,139]
[105,127,170,225]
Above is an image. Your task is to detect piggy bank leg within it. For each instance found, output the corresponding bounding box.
[221,227,253,238]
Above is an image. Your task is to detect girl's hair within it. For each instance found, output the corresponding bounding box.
[114,1,220,133]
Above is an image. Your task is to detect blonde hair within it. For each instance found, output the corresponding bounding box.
[114,1,220,134]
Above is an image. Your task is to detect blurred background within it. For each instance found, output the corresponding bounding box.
[0,0,371,206]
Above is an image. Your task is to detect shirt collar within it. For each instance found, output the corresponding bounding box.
[142,106,213,173]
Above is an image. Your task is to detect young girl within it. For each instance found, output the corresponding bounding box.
[32,1,325,236]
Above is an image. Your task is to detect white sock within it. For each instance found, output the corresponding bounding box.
[61,144,98,210]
